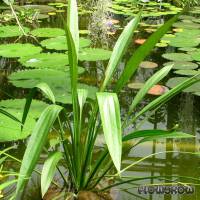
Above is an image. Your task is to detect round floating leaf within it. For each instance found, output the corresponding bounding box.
[191,51,200,61]
[128,82,168,95]
[173,22,200,29]
[0,99,48,142]
[148,85,169,95]
[0,26,29,38]
[139,61,158,69]
[163,61,198,70]
[19,5,56,13]
[162,53,193,62]
[179,15,196,20]
[40,36,91,50]
[0,111,35,142]
[175,29,200,38]
[168,37,200,48]
[134,38,146,45]
[128,82,145,89]
[31,28,65,38]
[19,53,70,70]
[179,47,197,52]
[79,48,112,61]
[9,69,97,104]
[174,69,200,76]
[166,77,200,93]
[156,42,168,48]
[0,99,48,118]
[0,43,42,58]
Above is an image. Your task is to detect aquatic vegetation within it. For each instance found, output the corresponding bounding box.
[31,27,65,38]
[139,61,158,69]
[0,99,48,142]
[162,53,193,61]
[9,69,96,104]
[40,36,91,50]
[128,82,169,95]
[18,53,70,70]
[163,61,198,70]
[0,25,29,37]
[166,77,200,93]
[111,0,182,17]
[0,43,42,58]
[79,48,112,61]
[1,0,200,199]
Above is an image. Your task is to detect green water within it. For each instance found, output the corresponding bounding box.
[1,1,200,200]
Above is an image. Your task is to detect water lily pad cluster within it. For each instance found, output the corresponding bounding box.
[8,69,98,104]
[0,25,29,38]
[0,99,48,142]
[111,1,182,17]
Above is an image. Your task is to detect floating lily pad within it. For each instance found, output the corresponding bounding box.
[0,99,48,142]
[9,69,97,104]
[179,15,196,20]
[79,48,112,61]
[128,82,168,95]
[174,69,200,76]
[179,47,197,52]
[191,51,200,61]
[156,42,168,48]
[128,82,145,89]
[135,38,146,45]
[166,77,200,93]
[0,43,42,58]
[15,5,56,13]
[0,25,29,38]
[139,61,158,69]
[40,36,91,50]
[163,61,198,70]
[0,99,48,118]
[148,85,169,95]
[19,53,69,70]
[0,111,35,142]
[173,22,200,29]
[168,38,200,48]
[162,53,193,62]
[31,28,65,38]
[175,29,200,38]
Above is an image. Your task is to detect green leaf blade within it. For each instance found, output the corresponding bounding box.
[16,105,63,197]
[67,0,79,54]
[41,152,62,197]
[101,13,141,91]
[97,92,122,172]
[123,129,195,142]
[114,14,179,92]
[128,64,172,113]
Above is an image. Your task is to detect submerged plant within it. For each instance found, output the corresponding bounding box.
[1,0,200,199]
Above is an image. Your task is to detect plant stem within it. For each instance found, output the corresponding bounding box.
[9,3,27,36]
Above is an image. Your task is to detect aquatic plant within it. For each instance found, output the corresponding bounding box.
[1,0,200,199]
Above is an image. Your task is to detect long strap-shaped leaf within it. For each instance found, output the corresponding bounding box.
[67,0,79,54]
[123,129,195,142]
[41,151,62,197]
[100,13,141,91]
[114,14,179,92]
[97,93,122,173]
[65,0,80,183]
[16,105,63,198]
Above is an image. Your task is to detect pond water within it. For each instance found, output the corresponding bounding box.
[1,0,200,200]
